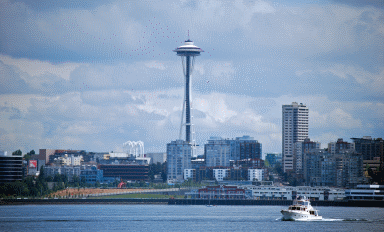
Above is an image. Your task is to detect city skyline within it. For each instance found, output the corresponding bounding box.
[0,1,383,155]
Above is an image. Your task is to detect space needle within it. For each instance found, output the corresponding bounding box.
[173,39,203,144]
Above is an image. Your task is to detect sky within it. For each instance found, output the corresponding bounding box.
[0,0,383,156]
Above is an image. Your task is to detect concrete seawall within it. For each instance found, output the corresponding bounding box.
[1,198,384,207]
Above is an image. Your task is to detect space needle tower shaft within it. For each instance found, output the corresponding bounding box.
[173,39,203,143]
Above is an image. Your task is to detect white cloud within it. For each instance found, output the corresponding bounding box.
[0,55,79,81]
[322,64,384,92]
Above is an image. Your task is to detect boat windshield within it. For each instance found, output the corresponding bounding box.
[300,201,309,206]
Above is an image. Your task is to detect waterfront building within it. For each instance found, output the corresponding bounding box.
[166,140,192,183]
[0,151,23,183]
[282,102,309,173]
[204,137,231,167]
[197,185,246,199]
[244,185,345,200]
[294,138,320,176]
[345,185,384,200]
[248,169,264,181]
[213,169,230,181]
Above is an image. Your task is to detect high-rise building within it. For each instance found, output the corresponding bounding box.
[204,136,262,167]
[204,137,231,167]
[282,102,309,172]
[233,136,262,161]
[166,140,192,183]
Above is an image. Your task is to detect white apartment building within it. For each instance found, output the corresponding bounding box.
[167,140,192,183]
[213,169,230,181]
[248,169,264,181]
[282,102,308,172]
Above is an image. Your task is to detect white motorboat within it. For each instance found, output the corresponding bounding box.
[281,196,322,221]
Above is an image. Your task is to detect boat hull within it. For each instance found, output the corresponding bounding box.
[281,210,322,221]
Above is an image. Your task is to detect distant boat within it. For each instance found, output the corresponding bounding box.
[206,198,213,207]
[281,196,322,221]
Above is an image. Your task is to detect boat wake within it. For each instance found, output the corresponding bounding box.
[278,217,368,222]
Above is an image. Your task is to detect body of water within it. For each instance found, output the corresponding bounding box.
[1,205,383,231]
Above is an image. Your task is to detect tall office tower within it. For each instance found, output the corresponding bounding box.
[166,140,192,183]
[282,102,309,173]
[173,39,203,145]
[205,137,231,167]
[294,138,320,176]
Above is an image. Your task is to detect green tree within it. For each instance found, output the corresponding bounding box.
[12,149,22,156]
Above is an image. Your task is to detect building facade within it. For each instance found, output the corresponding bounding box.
[166,140,192,183]
[197,185,246,199]
[205,137,231,167]
[44,165,81,182]
[303,148,365,188]
[183,169,196,181]
[294,138,320,176]
[248,169,264,181]
[282,102,309,173]
[0,151,23,183]
[328,138,355,154]
[98,164,149,181]
[145,152,167,164]
[80,165,104,183]
[213,169,230,181]
[233,136,262,161]
[351,136,383,166]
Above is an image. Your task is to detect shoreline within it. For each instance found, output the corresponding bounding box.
[1,198,384,207]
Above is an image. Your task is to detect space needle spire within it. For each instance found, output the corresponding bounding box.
[173,38,203,144]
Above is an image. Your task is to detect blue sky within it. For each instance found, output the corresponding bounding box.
[0,0,383,155]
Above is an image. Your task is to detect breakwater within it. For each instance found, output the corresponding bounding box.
[1,198,384,207]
